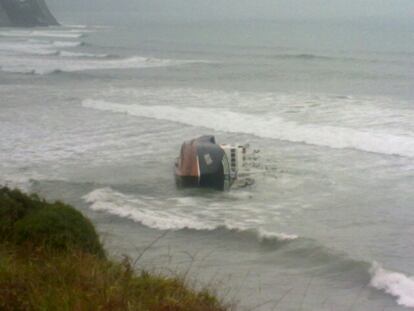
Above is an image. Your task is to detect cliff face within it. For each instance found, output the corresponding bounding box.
[0,0,59,27]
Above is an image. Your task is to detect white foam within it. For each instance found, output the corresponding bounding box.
[0,55,186,75]
[257,228,299,241]
[92,88,414,136]
[83,188,298,242]
[82,99,414,158]
[0,30,84,39]
[0,39,84,57]
[0,41,57,56]
[62,24,88,29]
[59,51,109,58]
[83,188,216,231]
[62,25,99,33]
[52,41,83,48]
[25,39,83,48]
[370,263,414,308]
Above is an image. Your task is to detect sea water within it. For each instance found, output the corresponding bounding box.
[0,13,414,311]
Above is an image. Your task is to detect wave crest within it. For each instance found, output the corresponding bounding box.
[82,99,414,158]
[370,263,414,308]
[83,187,298,244]
[0,55,193,75]
[0,30,84,39]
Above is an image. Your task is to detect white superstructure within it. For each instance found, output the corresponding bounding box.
[220,144,255,188]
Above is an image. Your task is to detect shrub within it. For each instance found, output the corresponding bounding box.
[0,187,43,239]
[0,187,230,311]
[0,187,104,257]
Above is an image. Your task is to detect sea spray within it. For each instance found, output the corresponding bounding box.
[370,263,414,308]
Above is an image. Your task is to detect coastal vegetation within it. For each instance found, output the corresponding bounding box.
[0,187,230,311]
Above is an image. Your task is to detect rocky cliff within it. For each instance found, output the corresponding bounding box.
[0,0,59,27]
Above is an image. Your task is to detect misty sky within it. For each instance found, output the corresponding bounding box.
[47,0,414,21]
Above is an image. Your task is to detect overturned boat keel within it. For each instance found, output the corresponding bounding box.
[174,135,257,191]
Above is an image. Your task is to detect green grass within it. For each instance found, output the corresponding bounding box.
[0,187,230,311]
[0,245,228,311]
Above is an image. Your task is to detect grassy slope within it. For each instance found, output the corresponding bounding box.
[0,187,230,311]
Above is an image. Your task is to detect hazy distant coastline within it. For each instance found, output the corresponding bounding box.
[0,0,58,27]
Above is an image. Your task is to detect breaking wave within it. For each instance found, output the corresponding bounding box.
[0,40,84,56]
[0,27,205,74]
[0,56,191,75]
[51,40,84,48]
[370,263,414,308]
[83,187,298,243]
[58,51,111,58]
[0,41,57,56]
[0,30,84,39]
[83,187,414,308]
[82,99,414,158]
[62,24,88,29]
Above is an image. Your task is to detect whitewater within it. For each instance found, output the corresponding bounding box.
[82,99,414,158]
[1,17,414,311]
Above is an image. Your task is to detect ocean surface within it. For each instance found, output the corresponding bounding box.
[1,14,414,310]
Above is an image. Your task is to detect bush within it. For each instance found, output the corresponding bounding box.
[0,187,43,239]
[0,187,104,257]
[14,202,104,257]
[0,187,230,311]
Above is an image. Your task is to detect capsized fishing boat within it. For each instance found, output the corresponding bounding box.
[174,135,256,191]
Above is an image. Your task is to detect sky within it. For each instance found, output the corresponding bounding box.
[47,0,414,22]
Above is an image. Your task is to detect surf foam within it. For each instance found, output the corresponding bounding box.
[58,51,110,58]
[0,56,188,75]
[83,187,298,242]
[52,40,84,48]
[0,30,84,39]
[370,263,414,308]
[82,99,414,158]
[84,187,216,231]
[0,41,57,56]
[0,38,85,57]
